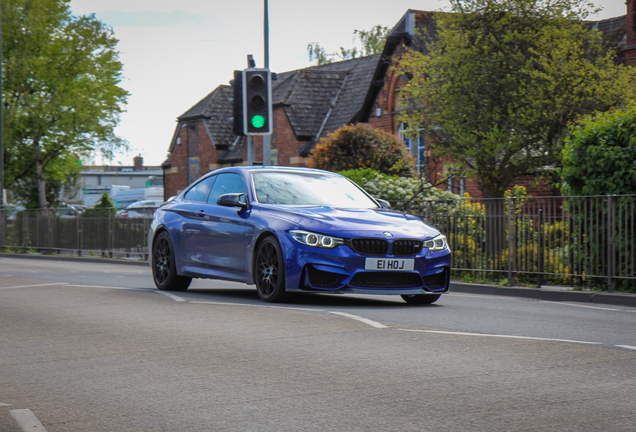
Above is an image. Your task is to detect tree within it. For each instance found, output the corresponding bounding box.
[307,25,389,65]
[308,123,414,176]
[398,0,634,199]
[2,0,129,209]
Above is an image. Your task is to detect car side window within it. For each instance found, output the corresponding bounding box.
[207,173,247,205]
[184,175,216,202]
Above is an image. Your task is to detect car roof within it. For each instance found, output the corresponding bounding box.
[202,166,341,178]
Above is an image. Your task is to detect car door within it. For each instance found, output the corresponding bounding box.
[178,175,217,267]
[196,173,249,275]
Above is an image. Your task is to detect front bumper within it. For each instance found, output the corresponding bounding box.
[280,232,452,295]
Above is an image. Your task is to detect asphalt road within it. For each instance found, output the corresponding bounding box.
[1,256,635,431]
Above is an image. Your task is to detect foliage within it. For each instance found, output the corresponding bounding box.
[94,193,115,209]
[337,168,395,188]
[307,25,389,65]
[338,168,459,211]
[11,154,81,208]
[308,124,415,176]
[398,0,634,199]
[562,102,636,196]
[2,0,129,208]
[563,103,636,292]
[82,193,115,218]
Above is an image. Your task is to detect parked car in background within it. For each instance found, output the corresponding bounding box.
[148,166,451,304]
[118,200,163,218]
[55,203,84,218]
[112,187,164,210]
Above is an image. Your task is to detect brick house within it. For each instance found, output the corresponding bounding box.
[163,4,634,200]
[162,55,381,198]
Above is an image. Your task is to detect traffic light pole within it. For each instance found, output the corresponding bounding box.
[262,0,271,166]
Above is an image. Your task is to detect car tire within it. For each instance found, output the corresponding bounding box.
[152,231,192,291]
[254,236,287,303]
[401,294,441,305]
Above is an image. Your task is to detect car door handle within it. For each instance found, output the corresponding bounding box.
[195,210,205,218]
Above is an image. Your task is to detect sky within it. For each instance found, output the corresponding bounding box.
[69,0,629,167]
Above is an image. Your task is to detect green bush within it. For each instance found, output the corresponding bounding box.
[562,103,636,195]
[562,104,636,292]
[309,124,415,176]
[338,168,459,211]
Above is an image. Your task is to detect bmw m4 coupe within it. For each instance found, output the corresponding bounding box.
[149,166,451,304]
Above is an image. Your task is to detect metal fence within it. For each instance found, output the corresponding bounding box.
[390,195,636,292]
[0,208,151,259]
[1,196,634,291]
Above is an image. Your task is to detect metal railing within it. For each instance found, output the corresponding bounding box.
[390,195,636,292]
[0,208,151,259]
[1,196,634,291]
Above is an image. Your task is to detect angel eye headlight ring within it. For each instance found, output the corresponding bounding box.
[289,230,344,249]
[424,234,447,252]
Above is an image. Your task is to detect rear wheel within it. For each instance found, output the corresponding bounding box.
[152,231,192,291]
[401,294,441,305]
[255,237,287,303]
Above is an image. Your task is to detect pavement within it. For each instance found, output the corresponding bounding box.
[2,252,635,308]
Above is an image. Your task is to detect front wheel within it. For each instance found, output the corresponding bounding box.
[152,231,192,291]
[254,236,287,303]
[401,294,441,305]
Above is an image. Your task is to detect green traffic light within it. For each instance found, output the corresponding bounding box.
[251,115,265,129]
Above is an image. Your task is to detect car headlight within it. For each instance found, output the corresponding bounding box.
[424,234,447,251]
[289,230,344,249]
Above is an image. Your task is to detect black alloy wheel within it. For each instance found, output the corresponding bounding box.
[401,293,441,305]
[255,236,287,302]
[152,231,192,291]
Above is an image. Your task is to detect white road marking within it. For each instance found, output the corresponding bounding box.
[154,291,185,302]
[190,300,322,312]
[0,402,12,406]
[10,409,48,431]
[615,345,636,351]
[329,311,388,329]
[541,301,619,311]
[66,284,150,292]
[0,283,67,290]
[399,329,602,345]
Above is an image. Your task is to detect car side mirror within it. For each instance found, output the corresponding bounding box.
[217,193,247,209]
[376,198,391,209]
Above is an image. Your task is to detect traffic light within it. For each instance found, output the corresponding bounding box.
[229,70,244,136]
[243,68,272,135]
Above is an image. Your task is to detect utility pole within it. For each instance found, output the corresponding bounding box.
[0,2,5,247]
[0,1,4,205]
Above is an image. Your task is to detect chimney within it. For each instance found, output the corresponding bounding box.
[625,0,636,66]
[134,155,143,171]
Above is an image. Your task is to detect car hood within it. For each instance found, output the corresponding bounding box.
[257,205,440,239]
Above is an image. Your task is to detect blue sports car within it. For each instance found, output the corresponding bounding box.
[149,166,451,304]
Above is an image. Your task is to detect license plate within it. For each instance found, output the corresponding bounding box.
[365,258,414,271]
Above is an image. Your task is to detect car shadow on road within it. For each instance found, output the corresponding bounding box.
[184,287,441,309]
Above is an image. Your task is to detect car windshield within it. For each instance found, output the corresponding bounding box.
[252,172,379,208]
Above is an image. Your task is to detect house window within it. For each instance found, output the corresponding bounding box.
[399,123,425,176]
